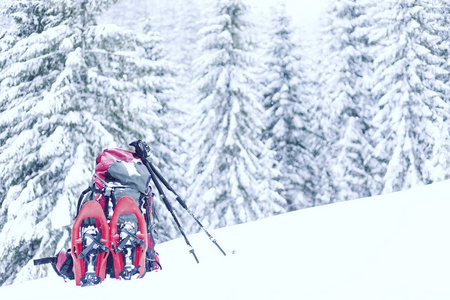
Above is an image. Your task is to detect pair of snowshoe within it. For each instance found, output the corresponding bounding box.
[72,196,154,286]
[39,146,161,286]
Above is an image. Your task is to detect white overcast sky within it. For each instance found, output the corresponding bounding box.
[246,0,329,31]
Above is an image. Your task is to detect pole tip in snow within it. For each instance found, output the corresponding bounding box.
[190,248,200,264]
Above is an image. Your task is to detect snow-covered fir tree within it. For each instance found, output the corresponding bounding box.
[143,0,208,125]
[97,0,191,240]
[138,17,189,242]
[314,0,377,204]
[261,4,317,210]
[424,0,450,181]
[2,0,450,286]
[146,0,204,69]
[0,0,175,285]
[186,0,286,229]
[368,0,450,193]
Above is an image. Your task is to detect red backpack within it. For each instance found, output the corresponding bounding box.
[51,148,160,286]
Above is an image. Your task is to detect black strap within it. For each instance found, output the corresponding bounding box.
[78,233,109,259]
[143,195,151,232]
[33,257,56,266]
[110,192,117,211]
[103,194,110,219]
[143,194,159,253]
[115,230,145,253]
[145,248,162,271]
[76,186,92,215]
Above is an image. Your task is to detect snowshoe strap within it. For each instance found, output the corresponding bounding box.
[115,229,145,253]
[119,265,141,280]
[80,272,102,286]
[79,233,109,259]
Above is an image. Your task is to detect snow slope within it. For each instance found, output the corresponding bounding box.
[2,180,450,300]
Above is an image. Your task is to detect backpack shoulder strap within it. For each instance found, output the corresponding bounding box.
[76,184,102,216]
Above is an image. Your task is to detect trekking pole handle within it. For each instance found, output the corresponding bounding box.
[130,140,150,159]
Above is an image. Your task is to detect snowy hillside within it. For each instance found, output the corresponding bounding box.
[2,180,450,300]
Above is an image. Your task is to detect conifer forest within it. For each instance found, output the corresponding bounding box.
[0,0,448,286]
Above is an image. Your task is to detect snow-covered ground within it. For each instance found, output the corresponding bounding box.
[2,180,450,299]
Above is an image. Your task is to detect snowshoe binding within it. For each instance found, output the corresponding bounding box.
[116,221,144,279]
[79,226,109,286]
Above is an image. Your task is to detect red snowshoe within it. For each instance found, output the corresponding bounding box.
[71,201,110,286]
[110,196,148,280]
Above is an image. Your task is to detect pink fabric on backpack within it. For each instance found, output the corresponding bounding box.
[93,148,141,209]
[56,250,68,270]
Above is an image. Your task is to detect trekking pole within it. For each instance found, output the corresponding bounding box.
[130,141,199,263]
[130,140,226,257]
[149,162,227,256]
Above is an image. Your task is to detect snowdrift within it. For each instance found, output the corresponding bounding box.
[2,180,450,300]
